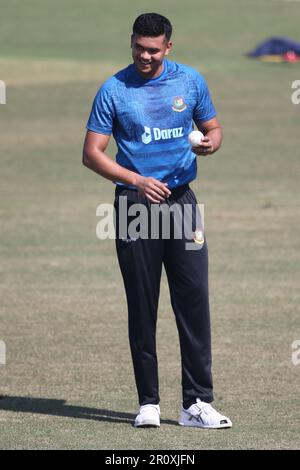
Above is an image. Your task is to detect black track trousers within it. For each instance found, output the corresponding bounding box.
[114,184,213,406]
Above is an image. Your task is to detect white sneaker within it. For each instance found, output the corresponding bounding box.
[134,404,160,428]
[179,398,232,429]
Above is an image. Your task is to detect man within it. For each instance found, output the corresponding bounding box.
[83,13,232,429]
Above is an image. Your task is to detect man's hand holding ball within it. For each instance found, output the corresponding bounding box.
[188,130,214,156]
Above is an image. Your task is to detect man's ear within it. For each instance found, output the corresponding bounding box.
[164,41,173,56]
[130,34,134,48]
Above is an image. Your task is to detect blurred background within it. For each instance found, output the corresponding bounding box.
[0,0,299,449]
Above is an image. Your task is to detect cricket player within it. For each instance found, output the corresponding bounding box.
[83,12,232,429]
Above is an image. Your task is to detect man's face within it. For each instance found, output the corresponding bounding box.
[131,34,172,79]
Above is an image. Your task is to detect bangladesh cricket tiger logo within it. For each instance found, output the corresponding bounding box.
[193,229,204,245]
[172,96,187,112]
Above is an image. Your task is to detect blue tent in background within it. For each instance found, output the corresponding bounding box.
[248,37,300,57]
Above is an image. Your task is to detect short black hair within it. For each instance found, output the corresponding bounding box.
[132,13,172,42]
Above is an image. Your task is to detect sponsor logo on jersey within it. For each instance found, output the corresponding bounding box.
[142,126,152,145]
[193,229,204,245]
[172,96,187,112]
[141,126,184,144]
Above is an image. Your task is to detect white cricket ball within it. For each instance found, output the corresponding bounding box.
[188,130,204,147]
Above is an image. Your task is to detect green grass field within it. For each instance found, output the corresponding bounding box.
[1,0,300,450]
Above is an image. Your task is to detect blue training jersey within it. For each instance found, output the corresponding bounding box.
[86,59,216,189]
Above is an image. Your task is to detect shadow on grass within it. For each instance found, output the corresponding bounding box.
[0,395,178,426]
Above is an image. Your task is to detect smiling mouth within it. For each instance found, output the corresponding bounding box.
[139,60,151,66]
